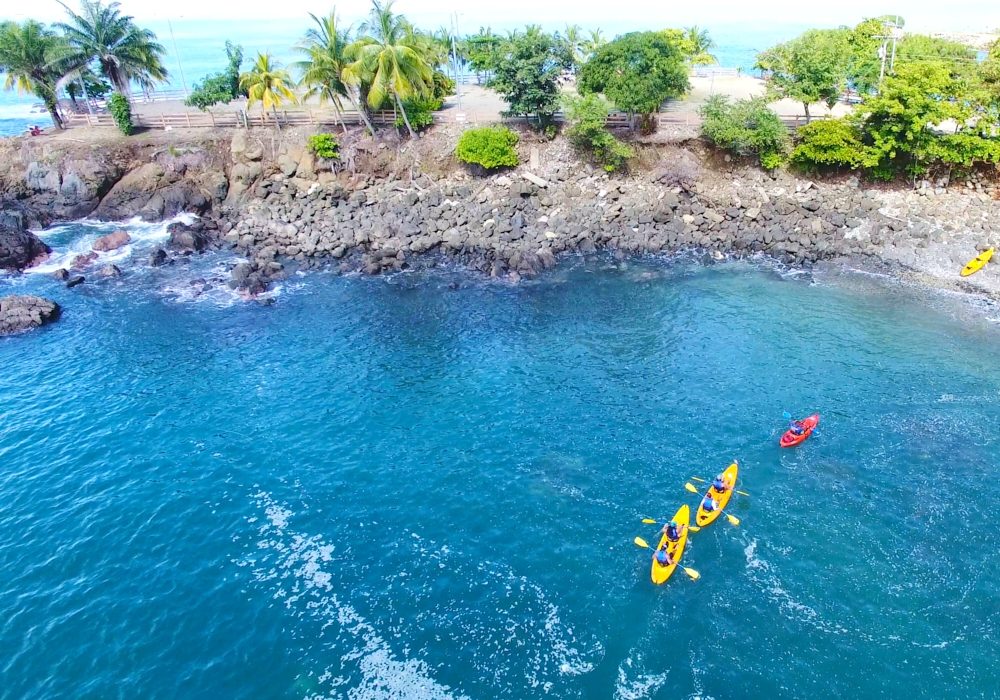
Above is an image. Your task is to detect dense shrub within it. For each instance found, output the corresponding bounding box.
[700,95,789,169]
[431,71,455,100]
[791,119,874,171]
[563,94,635,172]
[396,97,442,131]
[185,41,245,111]
[108,93,132,135]
[306,133,340,159]
[455,126,519,170]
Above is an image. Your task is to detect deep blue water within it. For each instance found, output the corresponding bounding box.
[0,19,808,137]
[2,221,1000,699]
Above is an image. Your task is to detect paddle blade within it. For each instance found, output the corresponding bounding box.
[685,483,699,494]
[690,476,706,483]
[737,491,750,497]
[683,567,701,580]
[727,514,741,526]
[634,537,650,549]
[642,519,657,524]
[783,411,792,419]
[688,526,700,532]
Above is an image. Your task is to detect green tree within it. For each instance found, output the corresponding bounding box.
[563,93,634,171]
[487,30,572,126]
[564,24,585,64]
[577,31,688,130]
[684,26,717,66]
[55,0,168,96]
[700,95,790,169]
[581,29,607,61]
[344,0,433,138]
[0,20,67,129]
[755,29,850,122]
[463,26,504,81]
[293,10,377,134]
[65,67,110,106]
[185,41,244,111]
[239,52,297,132]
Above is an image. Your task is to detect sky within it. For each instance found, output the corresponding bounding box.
[5,0,998,33]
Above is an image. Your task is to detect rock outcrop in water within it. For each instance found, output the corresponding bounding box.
[0,295,59,335]
[0,223,50,271]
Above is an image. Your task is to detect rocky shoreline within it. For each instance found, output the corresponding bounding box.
[1,126,999,334]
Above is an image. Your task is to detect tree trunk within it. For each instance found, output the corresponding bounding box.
[272,106,281,133]
[395,93,417,138]
[45,99,64,130]
[332,100,347,134]
[803,102,811,124]
[346,91,376,135]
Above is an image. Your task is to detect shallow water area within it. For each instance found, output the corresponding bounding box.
[2,251,999,700]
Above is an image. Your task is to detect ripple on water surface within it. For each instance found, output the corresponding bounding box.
[1,255,1000,700]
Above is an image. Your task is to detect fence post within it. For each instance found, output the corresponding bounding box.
[162,114,167,129]
[209,111,216,127]
[185,112,191,127]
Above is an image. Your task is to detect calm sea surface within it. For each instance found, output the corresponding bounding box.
[1,220,999,699]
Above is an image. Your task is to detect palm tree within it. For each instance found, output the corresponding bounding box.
[582,29,607,60]
[685,26,718,66]
[564,24,584,65]
[0,20,66,129]
[55,0,167,97]
[344,0,432,138]
[293,10,376,134]
[240,52,297,132]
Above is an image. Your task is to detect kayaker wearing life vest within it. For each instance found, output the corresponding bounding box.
[654,546,675,567]
[788,419,805,436]
[712,474,730,493]
[702,494,718,513]
[662,520,686,542]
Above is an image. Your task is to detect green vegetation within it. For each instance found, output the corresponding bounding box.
[755,29,850,122]
[239,53,297,131]
[0,20,68,129]
[790,119,873,171]
[306,133,340,159]
[185,41,244,111]
[485,29,572,126]
[65,68,110,105]
[395,96,441,131]
[577,31,688,131]
[563,93,634,172]
[700,95,790,170]
[107,91,131,134]
[56,0,168,96]
[455,126,519,170]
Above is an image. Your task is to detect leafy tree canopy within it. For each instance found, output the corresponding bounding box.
[577,31,688,118]
[755,29,850,120]
[487,30,572,124]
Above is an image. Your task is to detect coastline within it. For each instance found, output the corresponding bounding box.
[2,123,998,329]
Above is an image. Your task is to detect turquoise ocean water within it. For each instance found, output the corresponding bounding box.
[0,19,808,137]
[2,221,1000,698]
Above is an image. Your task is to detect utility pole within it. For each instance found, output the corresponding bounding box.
[450,12,463,114]
[167,19,189,100]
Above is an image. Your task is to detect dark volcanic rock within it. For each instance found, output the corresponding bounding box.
[66,275,85,288]
[52,268,69,280]
[71,252,98,269]
[148,247,168,266]
[167,222,212,252]
[99,264,122,277]
[0,224,51,271]
[0,295,60,335]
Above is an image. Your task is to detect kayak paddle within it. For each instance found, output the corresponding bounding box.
[692,476,749,497]
[783,411,792,419]
[685,484,741,526]
[641,518,700,532]
[633,538,700,580]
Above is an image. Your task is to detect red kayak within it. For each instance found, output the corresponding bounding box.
[780,414,819,448]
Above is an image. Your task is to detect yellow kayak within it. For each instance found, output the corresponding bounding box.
[651,504,690,585]
[961,248,993,277]
[696,462,738,527]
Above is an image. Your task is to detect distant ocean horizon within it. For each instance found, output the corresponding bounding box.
[1,19,815,137]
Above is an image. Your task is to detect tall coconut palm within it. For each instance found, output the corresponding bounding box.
[0,20,66,129]
[344,0,433,138]
[581,28,607,60]
[55,0,167,97]
[293,10,376,134]
[240,52,297,132]
[564,24,584,65]
[685,26,718,66]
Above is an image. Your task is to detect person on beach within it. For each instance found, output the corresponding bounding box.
[662,520,686,542]
[702,494,718,513]
[654,545,675,567]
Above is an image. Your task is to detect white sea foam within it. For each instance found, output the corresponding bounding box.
[614,662,668,700]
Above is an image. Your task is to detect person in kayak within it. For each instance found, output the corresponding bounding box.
[788,419,805,436]
[702,494,719,513]
[654,546,675,567]
[712,474,730,494]
[662,520,687,542]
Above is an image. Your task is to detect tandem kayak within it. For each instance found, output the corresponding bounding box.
[651,504,690,585]
[780,414,819,448]
[695,462,738,527]
[961,248,993,277]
